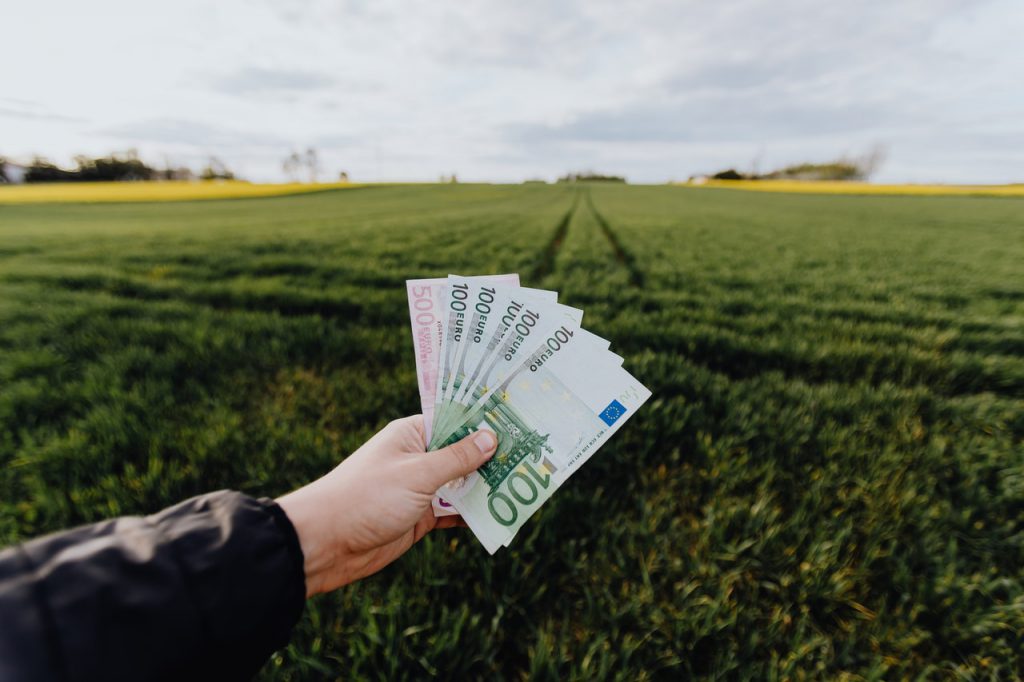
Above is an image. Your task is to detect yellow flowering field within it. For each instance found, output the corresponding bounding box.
[0,180,362,204]
[691,179,1024,197]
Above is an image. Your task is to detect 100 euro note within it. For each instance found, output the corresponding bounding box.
[439,284,558,441]
[430,292,580,450]
[495,329,621,549]
[431,274,523,443]
[436,324,651,553]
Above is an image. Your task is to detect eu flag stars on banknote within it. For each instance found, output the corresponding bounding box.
[406,274,651,554]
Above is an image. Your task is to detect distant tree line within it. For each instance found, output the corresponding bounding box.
[558,171,627,184]
[709,162,864,182]
[701,147,886,183]
[1,150,237,183]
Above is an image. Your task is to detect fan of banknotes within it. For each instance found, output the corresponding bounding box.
[406,274,651,553]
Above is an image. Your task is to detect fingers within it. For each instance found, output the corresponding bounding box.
[382,415,427,450]
[421,429,497,491]
[387,415,422,431]
[433,515,468,530]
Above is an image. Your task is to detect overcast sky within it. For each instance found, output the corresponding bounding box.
[4,0,1022,183]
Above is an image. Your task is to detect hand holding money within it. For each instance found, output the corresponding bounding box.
[406,274,651,553]
[277,416,497,596]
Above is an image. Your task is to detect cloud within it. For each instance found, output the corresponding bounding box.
[0,103,83,123]
[211,66,334,95]
[0,96,44,108]
[100,118,288,149]
[507,95,899,148]
[310,132,359,148]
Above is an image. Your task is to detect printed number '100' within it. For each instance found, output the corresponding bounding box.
[487,460,551,526]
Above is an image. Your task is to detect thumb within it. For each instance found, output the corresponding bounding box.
[424,429,497,490]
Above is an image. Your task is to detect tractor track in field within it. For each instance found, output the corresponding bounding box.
[584,190,645,287]
[530,188,581,281]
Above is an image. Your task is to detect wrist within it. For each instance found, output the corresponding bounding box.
[277,484,342,597]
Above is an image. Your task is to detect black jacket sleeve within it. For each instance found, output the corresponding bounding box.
[0,490,306,682]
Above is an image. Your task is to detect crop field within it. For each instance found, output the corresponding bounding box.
[1,184,1022,680]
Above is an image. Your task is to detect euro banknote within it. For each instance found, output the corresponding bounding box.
[430,276,553,448]
[430,294,582,450]
[434,326,650,553]
[406,274,650,551]
[406,274,518,444]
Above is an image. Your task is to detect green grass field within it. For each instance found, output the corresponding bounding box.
[1,184,1022,680]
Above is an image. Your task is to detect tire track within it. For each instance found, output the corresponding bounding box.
[530,188,581,281]
[584,189,645,287]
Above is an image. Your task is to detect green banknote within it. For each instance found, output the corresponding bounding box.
[449,286,558,415]
[436,324,650,553]
[430,274,518,441]
[429,296,583,450]
[433,280,552,445]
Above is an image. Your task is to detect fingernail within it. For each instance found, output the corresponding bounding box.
[473,430,496,453]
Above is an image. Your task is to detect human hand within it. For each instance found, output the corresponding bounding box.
[276,415,496,597]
